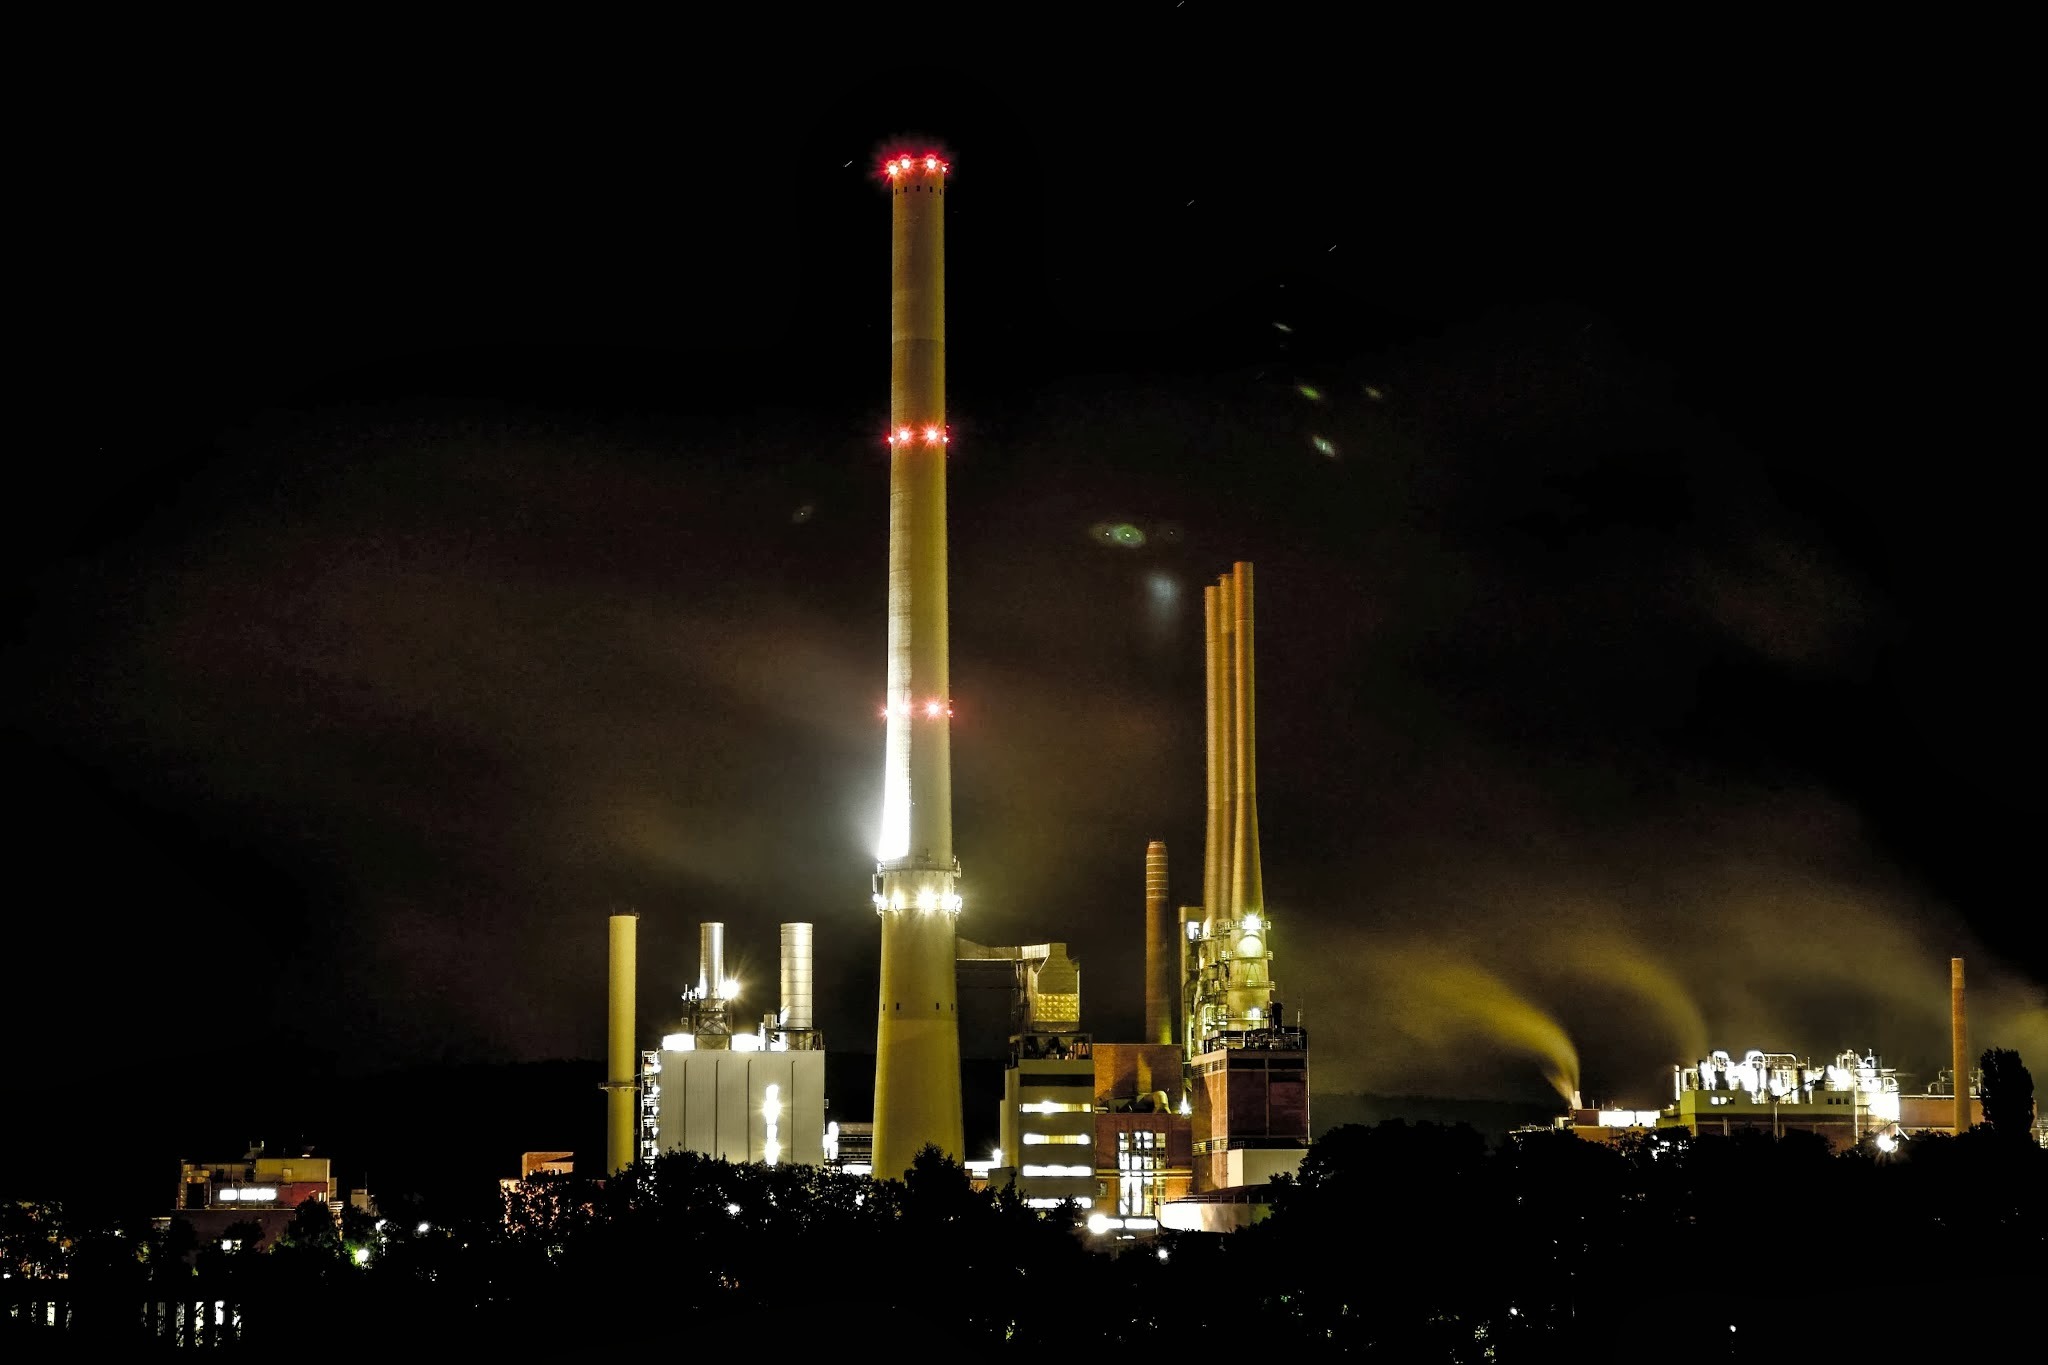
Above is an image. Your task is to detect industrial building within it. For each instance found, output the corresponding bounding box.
[167,1148,365,1251]
[637,921,828,1170]
[1161,564,1312,1232]
[974,943,1098,1210]
[1537,961,2041,1152]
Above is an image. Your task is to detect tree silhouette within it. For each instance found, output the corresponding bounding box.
[1979,1048,2035,1140]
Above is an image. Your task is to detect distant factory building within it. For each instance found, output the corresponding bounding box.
[1539,1048,1997,1154]
[167,1147,362,1251]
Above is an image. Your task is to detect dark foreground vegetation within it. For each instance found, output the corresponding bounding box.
[6,1121,2043,1357]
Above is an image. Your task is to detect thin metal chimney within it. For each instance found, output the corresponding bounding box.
[699,922,725,999]
[1145,841,1172,1046]
[1951,956,1970,1134]
[780,922,814,1033]
[605,912,638,1175]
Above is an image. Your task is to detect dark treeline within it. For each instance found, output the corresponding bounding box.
[7,1121,2044,1356]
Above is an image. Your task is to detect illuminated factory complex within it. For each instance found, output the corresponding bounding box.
[600,145,1313,1228]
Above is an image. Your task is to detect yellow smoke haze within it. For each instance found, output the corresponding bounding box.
[1348,946,1581,1105]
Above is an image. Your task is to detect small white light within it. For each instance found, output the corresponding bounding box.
[416,1222,430,1235]
[726,1203,742,1216]
[353,1248,370,1265]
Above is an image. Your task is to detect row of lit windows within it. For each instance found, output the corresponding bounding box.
[1018,1101,1089,1114]
[1022,1133,1090,1146]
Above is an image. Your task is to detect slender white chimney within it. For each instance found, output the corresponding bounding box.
[699,921,725,998]
[780,922,814,1033]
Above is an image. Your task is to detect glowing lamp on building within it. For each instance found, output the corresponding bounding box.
[762,1084,782,1166]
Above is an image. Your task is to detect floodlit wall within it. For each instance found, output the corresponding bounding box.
[654,1046,825,1167]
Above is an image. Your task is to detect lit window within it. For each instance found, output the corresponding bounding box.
[1022,1133,1090,1145]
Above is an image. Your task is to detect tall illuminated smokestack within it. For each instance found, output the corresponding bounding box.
[1145,840,1172,1045]
[1203,584,1235,927]
[605,911,637,1175]
[1230,562,1264,920]
[1187,562,1276,1054]
[1951,956,1970,1135]
[870,147,963,1180]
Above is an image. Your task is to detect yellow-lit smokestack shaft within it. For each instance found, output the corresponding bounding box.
[872,149,963,1181]
[1951,956,1969,1135]
[606,912,637,1175]
[1204,582,1235,923]
[1145,841,1172,1045]
[1230,562,1264,918]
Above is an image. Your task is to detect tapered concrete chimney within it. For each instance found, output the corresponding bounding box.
[871,146,964,1180]
[1145,841,1172,1045]
[1203,582,1235,925]
[1951,956,1970,1135]
[1230,562,1264,919]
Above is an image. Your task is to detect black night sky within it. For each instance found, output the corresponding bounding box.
[9,22,2038,1198]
